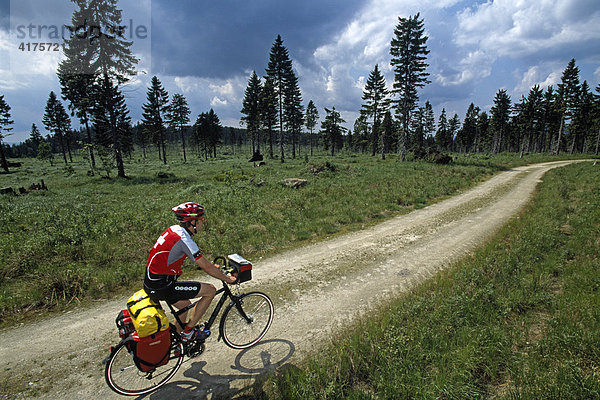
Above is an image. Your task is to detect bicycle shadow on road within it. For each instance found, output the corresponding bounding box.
[145,338,295,399]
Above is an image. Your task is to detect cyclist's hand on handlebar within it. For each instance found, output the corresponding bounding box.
[225,274,237,285]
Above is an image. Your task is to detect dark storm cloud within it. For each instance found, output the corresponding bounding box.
[149,0,367,79]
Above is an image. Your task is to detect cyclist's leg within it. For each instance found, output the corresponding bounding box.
[186,283,216,328]
[169,282,216,329]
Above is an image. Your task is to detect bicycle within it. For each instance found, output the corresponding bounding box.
[103,255,274,396]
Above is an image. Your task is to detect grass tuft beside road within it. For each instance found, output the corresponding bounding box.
[257,162,600,399]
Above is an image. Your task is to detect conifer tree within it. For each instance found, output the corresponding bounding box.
[380,111,394,160]
[93,79,132,177]
[0,95,14,173]
[195,109,222,159]
[142,76,170,164]
[167,93,191,162]
[29,123,43,155]
[456,103,479,153]
[490,89,511,153]
[595,84,600,155]
[435,108,449,151]
[241,71,262,154]
[361,64,390,156]
[283,71,304,158]
[305,100,319,156]
[43,91,71,165]
[260,77,278,159]
[448,113,460,151]
[554,59,580,154]
[321,107,345,156]
[390,13,430,160]
[266,35,293,163]
[61,0,138,177]
[570,81,593,154]
[476,111,490,153]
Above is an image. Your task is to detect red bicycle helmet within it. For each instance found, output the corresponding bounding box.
[172,202,205,223]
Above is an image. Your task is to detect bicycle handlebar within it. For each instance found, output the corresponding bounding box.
[213,256,240,285]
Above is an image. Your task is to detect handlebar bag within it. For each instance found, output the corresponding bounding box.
[127,289,169,338]
[227,253,252,283]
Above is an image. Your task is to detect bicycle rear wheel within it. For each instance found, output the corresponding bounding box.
[220,291,274,349]
[104,338,184,396]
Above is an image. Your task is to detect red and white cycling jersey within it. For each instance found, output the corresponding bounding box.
[146,225,203,276]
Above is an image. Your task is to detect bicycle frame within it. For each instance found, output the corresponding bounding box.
[165,282,251,342]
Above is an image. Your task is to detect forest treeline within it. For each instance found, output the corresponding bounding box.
[1,4,599,176]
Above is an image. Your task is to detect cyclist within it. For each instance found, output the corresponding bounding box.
[144,202,237,343]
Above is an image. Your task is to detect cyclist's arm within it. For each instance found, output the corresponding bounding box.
[195,256,237,284]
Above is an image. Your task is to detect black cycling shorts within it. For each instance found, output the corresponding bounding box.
[144,272,202,304]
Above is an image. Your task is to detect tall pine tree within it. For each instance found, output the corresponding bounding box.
[490,90,511,154]
[554,59,580,154]
[305,100,319,156]
[61,0,138,177]
[361,64,390,156]
[0,95,14,173]
[93,79,133,176]
[390,13,430,160]
[283,71,304,158]
[142,76,170,164]
[43,91,71,165]
[266,35,293,163]
[260,77,278,159]
[167,93,191,162]
[321,107,345,156]
[241,71,263,154]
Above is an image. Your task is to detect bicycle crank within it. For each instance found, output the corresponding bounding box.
[185,341,206,358]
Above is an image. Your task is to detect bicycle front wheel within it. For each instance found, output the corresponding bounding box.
[220,291,274,349]
[104,338,184,396]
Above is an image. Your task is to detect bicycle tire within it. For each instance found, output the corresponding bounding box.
[104,337,184,396]
[220,291,274,349]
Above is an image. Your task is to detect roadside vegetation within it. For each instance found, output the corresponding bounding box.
[0,151,591,327]
[255,161,600,399]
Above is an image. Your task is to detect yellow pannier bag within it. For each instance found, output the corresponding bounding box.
[127,289,169,338]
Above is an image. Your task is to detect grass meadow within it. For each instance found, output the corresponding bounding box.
[0,148,593,328]
[255,161,600,399]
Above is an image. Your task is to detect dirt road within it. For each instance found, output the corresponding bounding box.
[0,160,583,399]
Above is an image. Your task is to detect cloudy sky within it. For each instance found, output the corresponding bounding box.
[1,0,599,143]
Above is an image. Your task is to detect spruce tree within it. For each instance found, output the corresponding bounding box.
[554,59,580,154]
[448,113,461,151]
[29,123,43,155]
[321,107,345,156]
[266,35,293,163]
[167,93,191,162]
[61,0,138,177]
[361,64,390,156]
[595,84,600,155]
[435,108,449,151]
[490,90,511,153]
[260,77,278,159]
[390,13,430,160]
[477,111,490,153]
[93,79,132,177]
[305,100,319,156]
[456,103,479,153]
[0,95,14,173]
[423,101,435,148]
[380,111,394,160]
[141,76,170,164]
[241,71,262,154]
[43,91,71,165]
[570,80,593,154]
[283,71,304,158]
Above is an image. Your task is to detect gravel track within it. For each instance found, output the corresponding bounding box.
[0,160,583,399]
